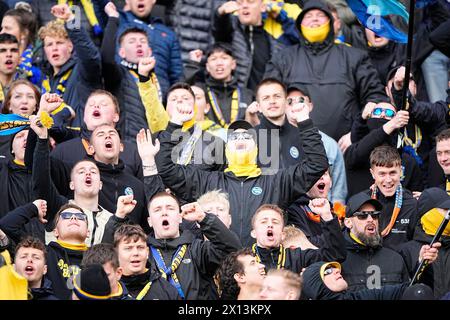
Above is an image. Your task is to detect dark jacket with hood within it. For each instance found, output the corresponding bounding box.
[120,268,181,300]
[301,261,408,300]
[212,9,284,91]
[341,231,410,292]
[264,0,389,141]
[147,213,242,300]
[184,63,254,126]
[155,118,329,246]
[344,115,424,197]
[30,277,59,300]
[253,216,346,273]
[40,24,102,129]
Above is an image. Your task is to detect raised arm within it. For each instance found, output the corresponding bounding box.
[181,202,242,276]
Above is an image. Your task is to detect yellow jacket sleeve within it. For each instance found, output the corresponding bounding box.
[138,79,169,134]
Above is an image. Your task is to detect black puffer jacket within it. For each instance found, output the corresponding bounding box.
[162,0,225,63]
[264,0,389,141]
[341,232,410,292]
[301,261,408,300]
[155,119,329,246]
[147,214,242,300]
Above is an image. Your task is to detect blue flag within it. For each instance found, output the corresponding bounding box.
[0,114,30,136]
[346,0,437,43]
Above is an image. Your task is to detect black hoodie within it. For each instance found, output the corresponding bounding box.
[30,277,58,300]
[120,268,180,300]
[264,0,389,141]
[301,261,408,300]
[147,213,241,300]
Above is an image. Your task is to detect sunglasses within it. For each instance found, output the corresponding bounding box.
[371,107,396,118]
[323,266,337,276]
[353,211,381,220]
[59,211,88,221]
[287,96,305,106]
[228,131,253,141]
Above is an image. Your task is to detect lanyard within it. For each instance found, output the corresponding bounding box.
[150,245,187,299]
[207,87,240,128]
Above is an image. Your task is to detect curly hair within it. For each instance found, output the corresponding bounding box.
[215,248,254,300]
[14,236,47,263]
[38,20,68,41]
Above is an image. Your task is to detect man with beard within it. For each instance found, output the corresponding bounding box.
[341,192,410,291]
[344,102,423,197]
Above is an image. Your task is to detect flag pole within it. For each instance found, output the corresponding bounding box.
[401,0,416,111]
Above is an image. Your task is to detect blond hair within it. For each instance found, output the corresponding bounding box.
[266,269,302,295]
[38,20,68,41]
[283,225,306,242]
[197,189,230,212]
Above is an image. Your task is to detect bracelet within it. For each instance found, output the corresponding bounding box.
[143,164,157,170]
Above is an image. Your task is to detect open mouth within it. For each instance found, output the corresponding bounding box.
[105,140,113,150]
[25,266,34,275]
[130,260,142,267]
[162,219,169,229]
[52,54,60,60]
[85,176,92,186]
[366,224,376,234]
[266,229,274,240]
[5,59,13,67]
[136,49,144,56]
[92,110,101,118]
[137,3,145,10]
[317,182,326,191]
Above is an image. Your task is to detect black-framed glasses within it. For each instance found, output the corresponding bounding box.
[287,96,305,106]
[353,211,381,220]
[371,107,396,118]
[228,131,253,141]
[60,211,87,221]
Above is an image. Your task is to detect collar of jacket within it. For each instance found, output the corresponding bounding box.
[255,245,281,262]
[121,268,154,289]
[44,57,76,78]
[258,115,289,131]
[8,159,30,172]
[95,159,125,173]
[205,75,239,91]
[147,230,195,249]
[123,10,164,25]
[344,230,382,251]
[30,276,55,299]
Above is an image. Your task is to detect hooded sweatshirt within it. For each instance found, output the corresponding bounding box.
[301,261,407,300]
[264,0,389,141]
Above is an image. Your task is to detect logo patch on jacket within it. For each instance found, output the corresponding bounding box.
[182,258,191,264]
[124,187,134,196]
[290,146,299,159]
[251,187,263,196]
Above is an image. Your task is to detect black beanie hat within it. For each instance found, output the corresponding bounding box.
[73,264,111,300]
